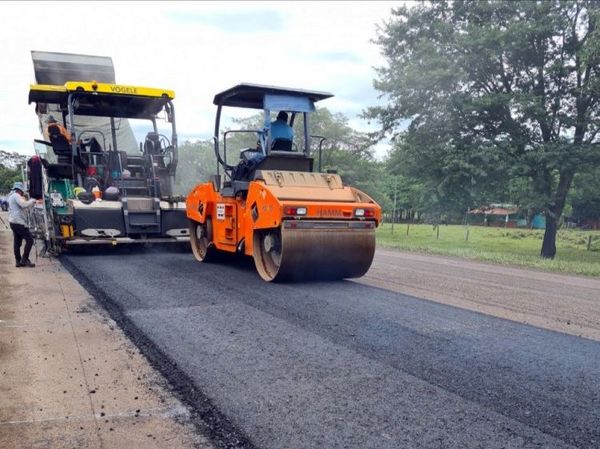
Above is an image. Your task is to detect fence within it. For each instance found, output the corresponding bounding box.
[379,222,600,252]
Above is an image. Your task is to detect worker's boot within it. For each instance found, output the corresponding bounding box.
[15,260,23,268]
[20,259,35,268]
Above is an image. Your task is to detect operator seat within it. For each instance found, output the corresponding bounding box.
[143,132,171,197]
[271,139,293,152]
[46,124,78,179]
[47,125,71,163]
[144,132,167,168]
[144,132,161,155]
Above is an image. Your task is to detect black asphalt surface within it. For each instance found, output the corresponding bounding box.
[63,248,600,449]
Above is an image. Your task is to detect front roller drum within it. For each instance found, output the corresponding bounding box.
[253,221,376,282]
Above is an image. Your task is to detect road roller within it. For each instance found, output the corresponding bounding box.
[186,83,381,281]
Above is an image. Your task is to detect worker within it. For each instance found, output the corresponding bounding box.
[44,115,72,143]
[7,182,37,268]
[270,111,294,146]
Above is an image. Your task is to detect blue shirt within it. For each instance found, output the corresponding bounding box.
[270,119,294,142]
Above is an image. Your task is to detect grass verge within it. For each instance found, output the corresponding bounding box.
[376,223,600,277]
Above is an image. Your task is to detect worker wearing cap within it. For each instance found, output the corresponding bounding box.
[7,182,37,268]
[44,115,72,143]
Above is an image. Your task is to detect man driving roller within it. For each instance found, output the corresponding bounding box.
[270,111,294,149]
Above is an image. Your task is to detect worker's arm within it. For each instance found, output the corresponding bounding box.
[62,126,73,143]
[15,196,36,209]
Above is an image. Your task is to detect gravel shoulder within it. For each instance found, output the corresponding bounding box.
[360,249,600,341]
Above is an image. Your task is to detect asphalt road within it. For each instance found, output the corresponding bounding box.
[63,248,600,449]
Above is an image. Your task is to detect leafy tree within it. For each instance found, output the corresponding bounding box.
[369,1,600,258]
[174,140,216,195]
[0,165,22,193]
[0,150,27,193]
[385,137,509,223]
[569,167,600,224]
[309,109,392,210]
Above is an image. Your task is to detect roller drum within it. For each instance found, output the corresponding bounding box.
[253,221,376,282]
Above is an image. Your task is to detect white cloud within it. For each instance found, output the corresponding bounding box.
[0,1,400,158]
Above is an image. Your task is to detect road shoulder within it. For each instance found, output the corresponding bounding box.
[0,222,213,449]
[361,248,600,341]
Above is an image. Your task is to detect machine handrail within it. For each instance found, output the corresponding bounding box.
[149,154,158,198]
[223,129,263,164]
[116,150,127,198]
[310,135,327,172]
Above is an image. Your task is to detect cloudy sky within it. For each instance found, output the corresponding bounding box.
[0,1,400,157]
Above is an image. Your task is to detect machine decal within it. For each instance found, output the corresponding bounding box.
[319,208,343,217]
[110,85,138,94]
[216,203,226,221]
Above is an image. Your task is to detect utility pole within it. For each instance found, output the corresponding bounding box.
[391,177,397,234]
[465,208,470,242]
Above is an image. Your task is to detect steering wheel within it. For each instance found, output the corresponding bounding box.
[240,148,261,161]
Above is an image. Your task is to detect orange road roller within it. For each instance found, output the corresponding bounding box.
[186,84,381,281]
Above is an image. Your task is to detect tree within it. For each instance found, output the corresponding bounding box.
[0,165,22,193]
[569,167,600,225]
[174,140,216,195]
[308,109,392,210]
[369,1,600,258]
[0,150,27,193]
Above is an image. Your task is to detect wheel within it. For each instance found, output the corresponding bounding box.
[189,218,214,262]
[253,227,283,281]
[252,223,377,282]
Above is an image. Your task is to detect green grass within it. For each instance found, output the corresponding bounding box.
[376,223,600,277]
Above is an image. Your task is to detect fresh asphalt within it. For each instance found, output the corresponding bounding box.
[63,248,600,449]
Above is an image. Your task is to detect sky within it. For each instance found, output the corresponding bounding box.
[0,1,400,158]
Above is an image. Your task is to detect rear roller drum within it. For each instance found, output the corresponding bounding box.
[253,228,283,281]
[189,218,214,262]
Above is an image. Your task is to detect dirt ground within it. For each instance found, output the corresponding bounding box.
[360,249,600,341]
[0,214,213,449]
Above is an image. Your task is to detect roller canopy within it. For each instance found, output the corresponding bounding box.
[213,83,333,109]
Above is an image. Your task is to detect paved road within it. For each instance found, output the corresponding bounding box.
[64,248,600,449]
